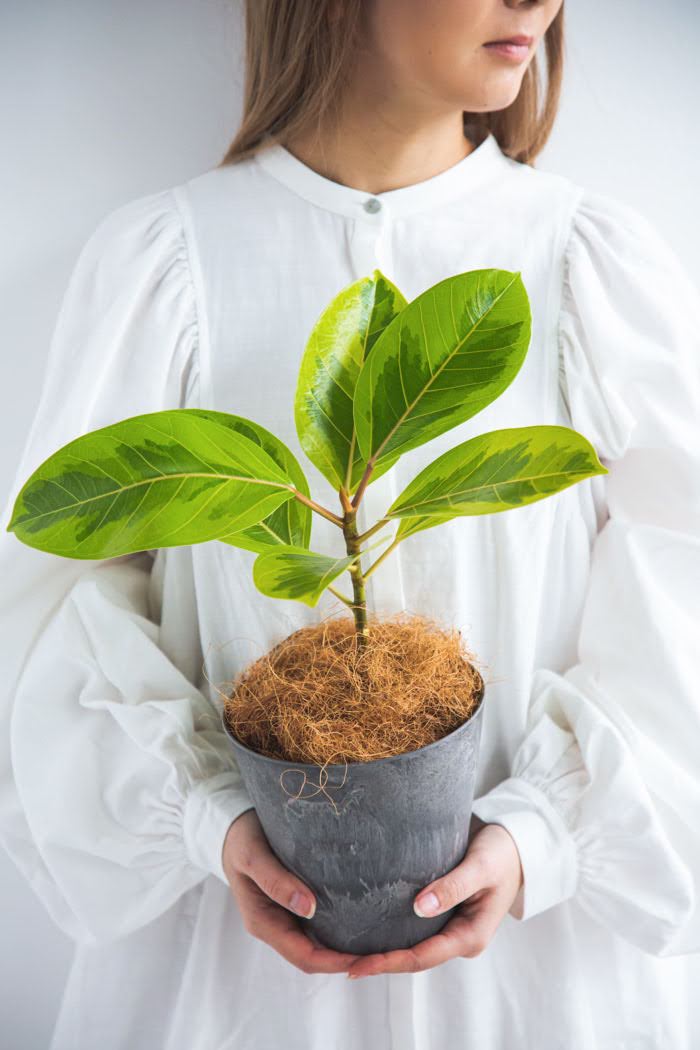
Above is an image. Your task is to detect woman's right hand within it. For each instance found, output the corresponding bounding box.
[222,809,363,974]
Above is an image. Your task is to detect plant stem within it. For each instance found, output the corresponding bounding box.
[350,460,375,509]
[364,534,401,581]
[342,510,369,649]
[291,488,344,528]
[355,516,390,545]
[338,487,354,515]
[328,584,354,608]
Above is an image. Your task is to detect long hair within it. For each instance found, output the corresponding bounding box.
[219,1,565,169]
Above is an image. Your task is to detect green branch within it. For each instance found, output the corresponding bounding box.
[291,488,344,527]
[364,534,402,581]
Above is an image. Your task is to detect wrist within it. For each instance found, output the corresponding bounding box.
[472,775,578,921]
[183,772,255,884]
[221,808,255,883]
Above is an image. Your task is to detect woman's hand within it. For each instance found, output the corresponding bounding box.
[345,815,524,978]
[222,809,363,974]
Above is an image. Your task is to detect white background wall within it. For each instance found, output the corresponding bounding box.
[1,2,698,1046]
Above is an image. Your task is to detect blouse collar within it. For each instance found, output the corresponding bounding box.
[253,130,507,221]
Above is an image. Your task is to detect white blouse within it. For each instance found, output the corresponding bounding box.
[2,129,700,1050]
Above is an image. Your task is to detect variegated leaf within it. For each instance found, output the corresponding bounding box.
[353,269,532,475]
[393,513,454,542]
[7,409,297,559]
[252,545,361,607]
[187,409,312,553]
[294,269,407,493]
[389,425,608,537]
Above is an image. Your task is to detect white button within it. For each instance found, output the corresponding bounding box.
[363,197,382,214]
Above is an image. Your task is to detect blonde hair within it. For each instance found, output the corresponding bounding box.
[219,1,565,169]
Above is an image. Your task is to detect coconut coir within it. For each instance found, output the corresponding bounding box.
[223,612,483,765]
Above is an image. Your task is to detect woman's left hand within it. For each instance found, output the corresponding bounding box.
[345,815,523,978]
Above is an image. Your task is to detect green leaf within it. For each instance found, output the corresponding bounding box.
[388,425,608,538]
[294,269,407,493]
[7,409,298,559]
[252,545,361,607]
[353,269,532,475]
[186,409,311,553]
[393,513,455,542]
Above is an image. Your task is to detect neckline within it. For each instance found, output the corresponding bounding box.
[253,130,506,220]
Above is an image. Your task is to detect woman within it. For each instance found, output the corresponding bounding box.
[2,1,699,1047]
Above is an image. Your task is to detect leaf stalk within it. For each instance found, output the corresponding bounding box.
[291,488,344,527]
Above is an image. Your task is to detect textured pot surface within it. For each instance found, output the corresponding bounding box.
[222,671,485,955]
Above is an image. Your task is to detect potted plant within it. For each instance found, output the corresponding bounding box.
[7,267,606,955]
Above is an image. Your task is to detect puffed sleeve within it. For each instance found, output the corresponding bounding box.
[0,189,254,944]
[471,188,700,957]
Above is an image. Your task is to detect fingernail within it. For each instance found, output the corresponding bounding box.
[290,891,315,918]
[414,891,440,917]
[347,973,363,980]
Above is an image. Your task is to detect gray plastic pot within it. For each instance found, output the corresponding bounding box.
[221,668,485,955]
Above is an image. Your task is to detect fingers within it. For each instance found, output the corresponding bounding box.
[227,812,363,974]
[347,824,523,976]
[236,829,317,920]
[235,875,362,974]
[348,894,501,977]
[413,848,492,918]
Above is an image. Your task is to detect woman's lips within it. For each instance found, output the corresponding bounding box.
[482,39,532,62]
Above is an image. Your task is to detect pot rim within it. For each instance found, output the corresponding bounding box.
[220,665,485,772]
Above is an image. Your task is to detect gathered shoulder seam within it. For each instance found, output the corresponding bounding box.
[171,185,211,411]
[549,183,586,427]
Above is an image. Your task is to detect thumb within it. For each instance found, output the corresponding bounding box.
[414,851,489,918]
[240,839,317,919]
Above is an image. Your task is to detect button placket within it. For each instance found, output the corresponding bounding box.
[347,200,405,616]
[347,199,394,283]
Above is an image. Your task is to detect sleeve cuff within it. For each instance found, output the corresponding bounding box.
[183,771,255,884]
[471,775,579,921]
